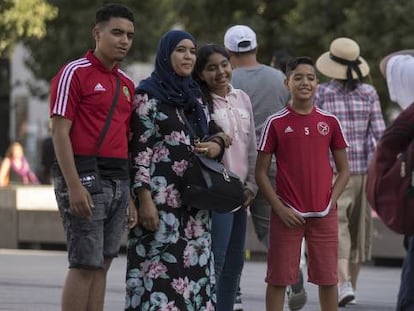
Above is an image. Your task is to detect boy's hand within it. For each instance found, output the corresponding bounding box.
[274,205,305,228]
[127,197,138,229]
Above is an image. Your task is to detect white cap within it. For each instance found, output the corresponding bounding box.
[224,25,257,52]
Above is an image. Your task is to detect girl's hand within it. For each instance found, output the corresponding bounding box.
[242,189,255,208]
[211,132,233,148]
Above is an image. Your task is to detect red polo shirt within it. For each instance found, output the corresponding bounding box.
[50,50,135,159]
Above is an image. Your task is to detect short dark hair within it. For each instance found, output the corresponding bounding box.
[285,56,314,77]
[271,49,295,74]
[95,3,134,24]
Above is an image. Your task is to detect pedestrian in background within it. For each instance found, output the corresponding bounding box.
[256,57,349,311]
[49,4,136,310]
[314,37,386,307]
[224,24,308,311]
[379,49,414,311]
[270,49,295,74]
[0,141,39,186]
[193,43,257,311]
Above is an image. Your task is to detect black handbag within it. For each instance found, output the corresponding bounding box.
[54,77,121,194]
[180,110,245,213]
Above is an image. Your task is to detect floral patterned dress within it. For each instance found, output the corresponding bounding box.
[125,93,216,311]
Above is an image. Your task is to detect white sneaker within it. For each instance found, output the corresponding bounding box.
[233,302,243,311]
[233,291,243,311]
[287,269,307,311]
[338,281,355,307]
[349,291,357,305]
[287,286,307,311]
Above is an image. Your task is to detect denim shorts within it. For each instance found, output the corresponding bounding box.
[54,176,129,269]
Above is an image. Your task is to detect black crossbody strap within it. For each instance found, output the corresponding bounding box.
[179,109,200,142]
[95,76,121,154]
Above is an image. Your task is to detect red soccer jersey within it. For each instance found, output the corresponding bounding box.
[49,50,135,159]
[258,106,348,217]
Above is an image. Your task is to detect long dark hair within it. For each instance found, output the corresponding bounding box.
[193,44,230,134]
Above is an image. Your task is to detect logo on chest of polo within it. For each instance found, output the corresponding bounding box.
[94,83,106,92]
[284,122,330,136]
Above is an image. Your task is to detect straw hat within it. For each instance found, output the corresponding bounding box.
[316,37,370,80]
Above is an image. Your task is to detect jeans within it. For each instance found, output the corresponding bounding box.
[212,207,247,311]
[397,235,414,311]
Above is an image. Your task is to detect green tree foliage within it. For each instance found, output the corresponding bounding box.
[24,0,178,81]
[0,0,57,57]
[173,0,258,45]
[177,0,412,113]
[15,0,414,112]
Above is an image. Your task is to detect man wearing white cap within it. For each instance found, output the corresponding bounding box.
[380,50,414,311]
[224,25,307,311]
[314,37,386,307]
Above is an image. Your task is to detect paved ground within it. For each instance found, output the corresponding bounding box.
[0,249,402,310]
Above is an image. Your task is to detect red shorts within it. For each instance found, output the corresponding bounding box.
[265,206,338,286]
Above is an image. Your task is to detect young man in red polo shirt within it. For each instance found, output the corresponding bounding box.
[256,57,350,311]
[50,4,136,310]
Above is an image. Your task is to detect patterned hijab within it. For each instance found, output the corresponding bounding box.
[137,30,208,138]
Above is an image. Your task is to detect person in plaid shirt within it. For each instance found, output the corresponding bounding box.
[314,37,386,307]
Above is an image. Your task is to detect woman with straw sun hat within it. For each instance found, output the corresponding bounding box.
[314,37,386,307]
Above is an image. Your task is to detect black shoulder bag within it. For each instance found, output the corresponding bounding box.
[60,77,121,194]
[179,110,245,213]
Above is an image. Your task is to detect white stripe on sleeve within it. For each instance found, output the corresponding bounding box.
[52,58,90,115]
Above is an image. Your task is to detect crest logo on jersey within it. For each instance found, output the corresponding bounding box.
[94,83,106,92]
[317,122,329,135]
[123,86,131,102]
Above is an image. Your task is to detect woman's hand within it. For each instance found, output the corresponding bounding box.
[138,201,159,231]
[137,188,159,231]
[194,141,222,158]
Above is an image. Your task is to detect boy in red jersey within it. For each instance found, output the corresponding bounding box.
[255,57,350,311]
[49,4,136,311]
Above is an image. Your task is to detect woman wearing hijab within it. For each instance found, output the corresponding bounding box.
[125,30,225,310]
